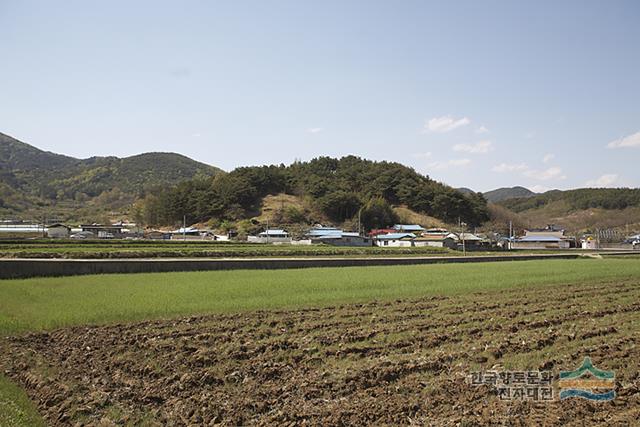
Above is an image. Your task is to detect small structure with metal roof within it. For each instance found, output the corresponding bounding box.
[392,224,426,234]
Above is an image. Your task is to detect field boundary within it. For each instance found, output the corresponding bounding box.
[0,251,634,279]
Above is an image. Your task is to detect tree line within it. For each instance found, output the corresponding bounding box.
[134,156,489,230]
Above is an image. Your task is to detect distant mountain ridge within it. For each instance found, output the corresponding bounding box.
[483,186,537,203]
[455,186,538,202]
[0,132,222,218]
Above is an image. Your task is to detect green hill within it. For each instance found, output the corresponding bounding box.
[0,132,222,220]
[483,186,537,203]
[139,156,490,229]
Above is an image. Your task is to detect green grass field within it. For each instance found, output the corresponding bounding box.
[1,258,639,425]
[2,258,639,335]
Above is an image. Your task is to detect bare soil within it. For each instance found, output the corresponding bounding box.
[2,280,639,426]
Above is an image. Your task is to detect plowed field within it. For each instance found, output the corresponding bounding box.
[2,279,639,426]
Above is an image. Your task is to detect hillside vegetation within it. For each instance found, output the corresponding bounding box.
[493,188,640,233]
[483,186,537,203]
[499,188,640,212]
[137,156,490,229]
[0,132,221,219]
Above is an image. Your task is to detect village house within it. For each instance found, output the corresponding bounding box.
[511,224,572,249]
[413,234,457,249]
[306,226,372,246]
[374,232,416,247]
[446,232,485,250]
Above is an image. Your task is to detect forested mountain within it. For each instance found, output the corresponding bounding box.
[498,188,640,212]
[0,132,221,218]
[138,156,490,228]
[483,186,537,203]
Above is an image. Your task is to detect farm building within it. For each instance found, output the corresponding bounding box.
[248,229,292,244]
[413,235,457,249]
[170,227,209,240]
[423,228,449,235]
[307,226,342,238]
[512,235,571,249]
[47,223,71,238]
[81,224,124,239]
[446,232,484,249]
[375,233,416,247]
[312,232,372,246]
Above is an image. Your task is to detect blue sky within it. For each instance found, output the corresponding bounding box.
[1,0,638,192]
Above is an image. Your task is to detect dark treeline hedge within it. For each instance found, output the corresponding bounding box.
[136,156,489,228]
[499,188,640,212]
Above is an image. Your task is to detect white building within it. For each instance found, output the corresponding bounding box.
[374,233,416,247]
[248,229,291,243]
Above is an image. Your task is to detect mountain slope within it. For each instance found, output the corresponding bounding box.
[0,132,222,218]
[493,188,640,233]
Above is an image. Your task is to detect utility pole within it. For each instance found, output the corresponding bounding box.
[183,215,186,241]
[462,222,466,256]
[458,217,466,256]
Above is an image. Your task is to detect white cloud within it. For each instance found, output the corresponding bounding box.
[542,153,555,163]
[607,131,640,148]
[529,185,551,193]
[475,125,489,134]
[492,163,529,173]
[585,174,619,188]
[413,152,432,159]
[453,140,493,154]
[307,127,324,134]
[523,166,566,181]
[524,132,535,139]
[425,115,470,133]
[428,158,471,170]
[192,133,201,137]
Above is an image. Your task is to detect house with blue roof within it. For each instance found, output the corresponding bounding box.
[392,224,426,234]
[307,227,372,246]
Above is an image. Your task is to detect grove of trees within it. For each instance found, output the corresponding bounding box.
[136,156,490,229]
